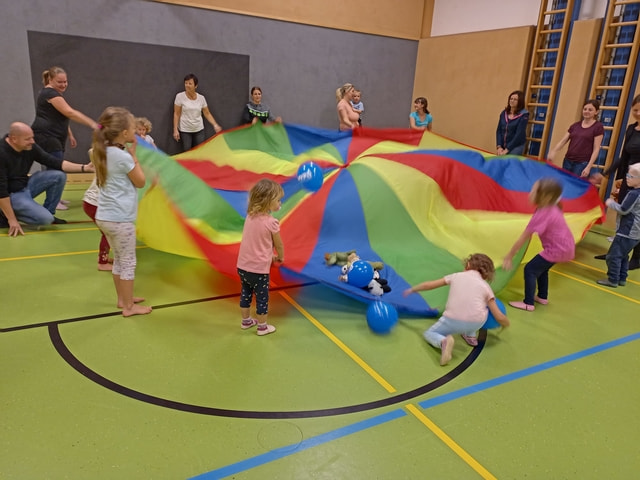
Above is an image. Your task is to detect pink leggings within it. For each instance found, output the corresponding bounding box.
[95,220,137,280]
[83,201,111,264]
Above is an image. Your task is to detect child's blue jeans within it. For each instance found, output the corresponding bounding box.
[606,235,640,284]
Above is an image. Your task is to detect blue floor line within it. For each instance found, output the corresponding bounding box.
[191,331,640,479]
[189,409,407,479]
[419,331,640,410]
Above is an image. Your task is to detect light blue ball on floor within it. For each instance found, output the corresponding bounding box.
[366,301,398,334]
[483,298,506,329]
[297,161,323,192]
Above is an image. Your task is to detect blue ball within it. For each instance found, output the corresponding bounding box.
[366,301,399,334]
[347,260,374,288]
[483,298,506,329]
[297,162,323,192]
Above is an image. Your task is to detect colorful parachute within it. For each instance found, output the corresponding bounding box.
[135,124,604,316]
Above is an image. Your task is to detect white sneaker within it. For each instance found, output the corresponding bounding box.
[257,323,276,336]
[56,202,69,211]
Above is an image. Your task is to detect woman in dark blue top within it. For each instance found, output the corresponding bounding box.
[496,90,529,156]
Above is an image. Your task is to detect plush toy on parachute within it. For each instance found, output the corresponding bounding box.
[331,251,390,295]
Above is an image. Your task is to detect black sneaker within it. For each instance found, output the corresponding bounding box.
[594,254,607,260]
[52,216,68,225]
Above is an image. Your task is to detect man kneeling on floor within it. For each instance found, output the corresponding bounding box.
[0,122,93,237]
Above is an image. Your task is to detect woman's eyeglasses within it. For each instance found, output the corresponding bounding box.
[626,173,638,179]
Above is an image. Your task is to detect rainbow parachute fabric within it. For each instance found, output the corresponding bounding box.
[135,124,604,316]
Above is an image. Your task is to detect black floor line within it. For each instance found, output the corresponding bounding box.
[0,282,317,333]
[48,322,485,419]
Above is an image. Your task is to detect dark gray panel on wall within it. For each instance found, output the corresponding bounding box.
[27,31,249,159]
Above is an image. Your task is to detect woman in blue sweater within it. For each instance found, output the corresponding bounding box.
[496,90,529,156]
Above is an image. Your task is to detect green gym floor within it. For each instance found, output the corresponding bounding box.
[1,183,639,480]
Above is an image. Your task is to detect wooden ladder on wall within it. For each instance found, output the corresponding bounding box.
[525,0,576,159]
[589,0,640,197]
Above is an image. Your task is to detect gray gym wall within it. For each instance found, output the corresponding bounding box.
[2,0,418,161]
[27,31,250,156]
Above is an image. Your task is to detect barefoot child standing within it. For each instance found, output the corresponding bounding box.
[92,106,151,317]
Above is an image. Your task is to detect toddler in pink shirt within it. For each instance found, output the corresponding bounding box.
[404,253,510,366]
[503,178,575,311]
[236,179,285,336]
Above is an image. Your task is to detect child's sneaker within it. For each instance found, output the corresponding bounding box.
[241,318,258,329]
[508,301,535,311]
[596,278,618,288]
[461,334,478,347]
[257,323,276,336]
[440,335,454,365]
[534,296,549,305]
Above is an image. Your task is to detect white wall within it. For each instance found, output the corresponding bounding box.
[431,0,608,37]
[578,0,607,20]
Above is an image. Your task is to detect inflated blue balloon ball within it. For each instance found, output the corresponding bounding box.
[297,162,323,192]
[347,260,374,288]
[366,301,399,334]
[483,298,506,329]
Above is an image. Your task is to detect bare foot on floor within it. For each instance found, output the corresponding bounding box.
[122,304,153,317]
[98,263,113,271]
[117,297,145,308]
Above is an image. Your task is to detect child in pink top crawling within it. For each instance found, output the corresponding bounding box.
[503,178,575,311]
[236,179,285,336]
[404,253,510,366]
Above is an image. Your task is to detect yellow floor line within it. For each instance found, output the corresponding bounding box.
[569,259,640,286]
[553,270,640,304]
[405,403,497,480]
[277,290,396,393]
[0,245,148,262]
[569,259,606,273]
[0,226,98,237]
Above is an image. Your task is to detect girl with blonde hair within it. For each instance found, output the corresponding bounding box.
[236,179,285,336]
[92,106,151,317]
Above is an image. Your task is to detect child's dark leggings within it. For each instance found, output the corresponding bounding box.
[523,254,554,305]
[237,268,270,315]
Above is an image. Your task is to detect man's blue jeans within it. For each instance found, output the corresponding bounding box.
[9,170,66,224]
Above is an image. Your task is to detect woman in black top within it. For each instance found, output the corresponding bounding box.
[242,86,282,125]
[31,66,98,211]
[592,94,640,268]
